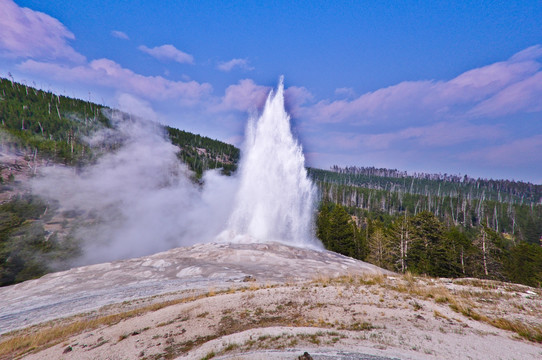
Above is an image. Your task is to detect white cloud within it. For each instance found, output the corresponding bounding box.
[360,121,504,150]
[138,44,194,64]
[217,58,253,72]
[111,30,129,40]
[215,79,270,112]
[468,71,542,117]
[18,58,212,103]
[304,46,542,124]
[0,0,85,62]
[284,86,313,117]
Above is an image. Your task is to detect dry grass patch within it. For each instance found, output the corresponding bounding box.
[0,289,233,360]
[385,273,542,344]
[318,272,542,345]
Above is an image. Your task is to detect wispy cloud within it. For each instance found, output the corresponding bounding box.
[334,87,356,98]
[214,79,270,112]
[461,134,542,167]
[284,86,313,117]
[138,44,194,64]
[111,30,129,40]
[468,71,542,117]
[18,59,211,103]
[304,46,542,124]
[217,58,253,72]
[0,0,85,62]
[361,121,504,150]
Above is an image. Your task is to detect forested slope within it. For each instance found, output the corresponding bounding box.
[310,167,542,287]
[0,77,237,174]
[0,78,239,285]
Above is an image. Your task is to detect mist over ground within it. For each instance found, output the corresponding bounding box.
[31,112,238,265]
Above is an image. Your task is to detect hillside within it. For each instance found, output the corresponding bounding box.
[0,77,237,175]
[0,78,239,286]
[309,167,542,287]
[322,165,542,204]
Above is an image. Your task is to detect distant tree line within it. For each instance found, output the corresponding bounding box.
[319,166,542,206]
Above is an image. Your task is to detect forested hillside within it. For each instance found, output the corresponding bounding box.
[311,167,542,287]
[316,166,542,206]
[0,77,110,164]
[167,126,239,176]
[0,77,237,174]
[0,78,239,286]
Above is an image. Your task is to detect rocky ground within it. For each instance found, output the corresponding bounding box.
[1,242,541,360]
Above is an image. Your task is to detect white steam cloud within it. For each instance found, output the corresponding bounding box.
[32,112,236,265]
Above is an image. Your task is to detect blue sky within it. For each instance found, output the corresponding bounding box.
[1,0,542,183]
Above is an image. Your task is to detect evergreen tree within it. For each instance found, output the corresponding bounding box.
[327,204,356,257]
[316,202,331,247]
[506,242,542,287]
[353,222,369,260]
[367,226,393,269]
[408,211,460,277]
[446,227,475,276]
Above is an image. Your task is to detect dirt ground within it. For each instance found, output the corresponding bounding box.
[3,269,541,360]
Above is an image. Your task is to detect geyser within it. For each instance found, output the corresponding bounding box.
[31,78,320,266]
[221,77,322,249]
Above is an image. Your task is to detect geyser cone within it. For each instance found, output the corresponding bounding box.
[222,77,321,249]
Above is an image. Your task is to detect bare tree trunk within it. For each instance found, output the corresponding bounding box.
[482,229,488,276]
[460,248,465,275]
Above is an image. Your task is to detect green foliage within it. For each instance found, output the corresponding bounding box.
[0,196,70,286]
[311,164,541,285]
[506,242,542,287]
[316,201,540,286]
[0,77,110,164]
[327,204,356,257]
[310,172,542,245]
[317,202,366,259]
[408,211,460,277]
[367,226,393,269]
[166,126,239,177]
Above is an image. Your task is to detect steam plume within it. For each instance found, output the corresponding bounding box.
[32,112,236,265]
[220,77,321,249]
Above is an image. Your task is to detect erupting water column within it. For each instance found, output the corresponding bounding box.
[220,77,322,249]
